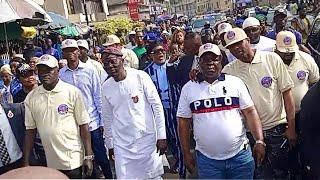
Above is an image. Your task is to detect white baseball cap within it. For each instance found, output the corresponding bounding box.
[217,23,233,36]
[242,17,260,29]
[37,54,59,68]
[61,39,78,49]
[199,43,221,57]
[276,31,299,53]
[77,40,89,50]
[103,35,121,47]
[224,28,248,48]
[129,31,136,35]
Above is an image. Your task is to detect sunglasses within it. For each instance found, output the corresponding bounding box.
[152,49,165,54]
[244,27,260,34]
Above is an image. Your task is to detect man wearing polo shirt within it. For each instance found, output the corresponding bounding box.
[59,39,112,178]
[275,31,319,178]
[242,17,275,52]
[101,47,167,179]
[23,55,94,179]
[77,40,108,83]
[177,43,265,179]
[222,28,296,179]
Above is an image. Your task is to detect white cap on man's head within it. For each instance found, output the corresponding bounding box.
[217,23,233,36]
[129,31,136,35]
[276,31,299,53]
[37,54,59,68]
[224,28,248,48]
[61,39,78,49]
[199,43,221,57]
[77,40,89,50]
[103,35,121,47]
[242,17,260,29]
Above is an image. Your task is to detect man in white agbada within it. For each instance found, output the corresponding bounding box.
[101,47,167,179]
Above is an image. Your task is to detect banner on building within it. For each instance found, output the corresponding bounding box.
[128,0,139,21]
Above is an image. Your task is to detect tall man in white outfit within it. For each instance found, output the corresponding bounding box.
[101,47,167,179]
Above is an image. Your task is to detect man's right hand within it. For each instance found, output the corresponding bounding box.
[108,148,114,160]
[184,152,196,174]
[168,53,181,63]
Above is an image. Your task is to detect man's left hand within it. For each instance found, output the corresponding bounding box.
[156,139,167,156]
[285,127,297,149]
[82,159,93,177]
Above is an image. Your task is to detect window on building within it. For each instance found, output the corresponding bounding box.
[66,0,75,14]
[87,0,104,13]
[66,0,83,14]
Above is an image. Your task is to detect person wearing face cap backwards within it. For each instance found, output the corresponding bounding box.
[23,54,94,179]
[101,47,167,179]
[275,31,319,179]
[222,28,296,179]
[177,43,265,179]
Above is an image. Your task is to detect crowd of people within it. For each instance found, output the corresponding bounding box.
[0,4,320,180]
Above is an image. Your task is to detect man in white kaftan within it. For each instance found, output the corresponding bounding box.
[101,47,167,179]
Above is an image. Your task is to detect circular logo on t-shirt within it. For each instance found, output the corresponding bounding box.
[283,36,292,45]
[58,104,69,115]
[226,31,236,40]
[261,76,273,88]
[297,70,306,80]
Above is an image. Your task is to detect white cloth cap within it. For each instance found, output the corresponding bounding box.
[242,17,260,29]
[129,31,136,35]
[103,35,121,47]
[199,43,221,57]
[276,31,299,53]
[77,40,89,50]
[217,23,233,36]
[224,28,248,48]
[37,54,59,68]
[61,39,78,49]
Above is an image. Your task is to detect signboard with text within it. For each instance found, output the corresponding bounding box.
[128,0,140,21]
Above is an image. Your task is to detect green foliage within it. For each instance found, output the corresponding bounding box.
[94,18,144,45]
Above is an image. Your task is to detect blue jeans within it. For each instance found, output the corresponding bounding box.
[197,147,255,179]
[91,128,112,178]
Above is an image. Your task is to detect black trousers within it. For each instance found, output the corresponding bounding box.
[60,166,82,179]
[0,158,22,175]
[247,124,290,179]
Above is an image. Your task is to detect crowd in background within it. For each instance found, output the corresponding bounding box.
[0,2,320,180]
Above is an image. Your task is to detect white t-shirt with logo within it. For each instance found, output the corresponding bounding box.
[177,74,254,160]
[251,36,276,52]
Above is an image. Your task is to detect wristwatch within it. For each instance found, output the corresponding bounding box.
[255,140,266,147]
[84,155,94,160]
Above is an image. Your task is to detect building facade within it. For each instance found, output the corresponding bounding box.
[171,0,197,17]
[44,0,109,23]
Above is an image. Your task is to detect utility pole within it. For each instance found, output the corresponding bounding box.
[82,0,90,25]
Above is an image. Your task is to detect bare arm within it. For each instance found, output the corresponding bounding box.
[79,124,94,156]
[178,117,192,156]
[283,89,296,131]
[241,106,264,141]
[283,89,297,147]
[22,129,37,166]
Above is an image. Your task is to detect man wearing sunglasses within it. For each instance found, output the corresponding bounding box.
[13,64,38,103]
[144,43,186,178]
[242,17,275,52]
